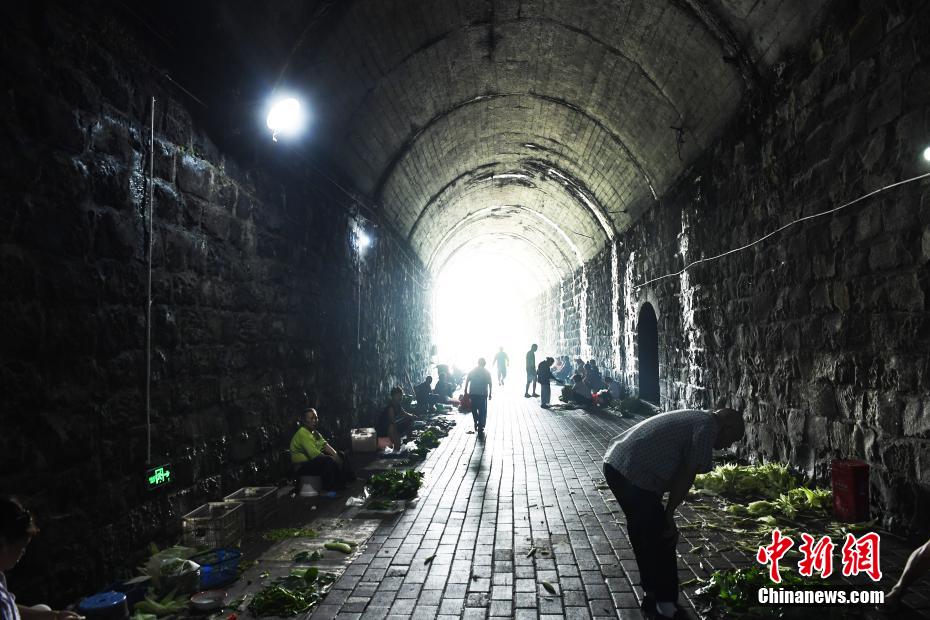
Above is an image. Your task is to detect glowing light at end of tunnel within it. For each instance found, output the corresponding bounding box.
[266,97,306,141]
[432,250,541,371]
[357,230,372,250]
[924,146,930,162]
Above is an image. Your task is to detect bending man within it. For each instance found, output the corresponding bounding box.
[603,408,744,619]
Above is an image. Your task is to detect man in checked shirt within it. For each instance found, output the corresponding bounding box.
[603,407,745,619]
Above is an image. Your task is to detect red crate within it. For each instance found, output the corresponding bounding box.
[832,459,870,523]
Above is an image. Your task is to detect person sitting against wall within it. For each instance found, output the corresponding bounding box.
[290,408,355,495]
[584,359,605,392]
[1,497,82,620]
[433,371,457,404]
[570,373,593,406]
[377,386,417,449]
[413,376,439,414]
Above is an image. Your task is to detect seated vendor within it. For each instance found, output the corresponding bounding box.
[571,373,593,405]
[413,376,437,414]
[377,386,416,448]
[433,371,455,403]
[1,497,82,620]
[290,408,355,494]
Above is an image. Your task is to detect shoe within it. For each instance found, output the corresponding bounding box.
[532,393,539,397]
[524,393,530,398]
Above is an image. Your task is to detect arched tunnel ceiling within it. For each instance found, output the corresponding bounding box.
[276,0,829,278]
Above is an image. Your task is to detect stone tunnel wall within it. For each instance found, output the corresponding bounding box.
[532,2,930,533]
[0,2,431,605]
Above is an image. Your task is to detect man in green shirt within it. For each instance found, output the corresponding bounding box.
[290,408,354,494]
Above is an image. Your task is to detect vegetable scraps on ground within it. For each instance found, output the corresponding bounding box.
[262,527,319,541]
[367,469,424,500]
[248,568,337,617]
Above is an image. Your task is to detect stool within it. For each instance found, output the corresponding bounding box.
[299,476,323,497]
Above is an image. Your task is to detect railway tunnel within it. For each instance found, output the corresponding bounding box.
[1,1,929,617]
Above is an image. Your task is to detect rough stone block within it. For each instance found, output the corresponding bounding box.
[176,153,214,200]
[868,236,904,271]
[903,398,930,437]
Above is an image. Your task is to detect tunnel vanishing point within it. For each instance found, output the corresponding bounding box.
[1,0,929,607]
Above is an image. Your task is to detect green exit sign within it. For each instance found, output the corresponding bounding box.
[146,464,172,490]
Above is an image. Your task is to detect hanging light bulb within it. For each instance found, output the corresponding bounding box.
[266,97,305,141]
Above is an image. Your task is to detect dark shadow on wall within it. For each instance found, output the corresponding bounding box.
[637,303,659,405]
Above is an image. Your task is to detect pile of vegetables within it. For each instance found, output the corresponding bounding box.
[727,487,832,519]
[416,430,440,450]
[695,567,826,618]
[367,469,424,500]
[693,463,798,498]
[133,590,190,617]
[248,567,336,617]
[262,527,319,541]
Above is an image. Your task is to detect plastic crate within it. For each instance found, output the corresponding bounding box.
[189,548,242,589]
[182,502,244,549]
[223,486,277,529]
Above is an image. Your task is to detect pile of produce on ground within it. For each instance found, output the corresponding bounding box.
[693,462,798,499]
[694,567,841,619]
[684,462,876,557]
[367,469,424,500]
[131,591,190,618]
[247,567,336,617]
[406,418,453,460]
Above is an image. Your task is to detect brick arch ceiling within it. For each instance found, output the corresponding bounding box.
[287,0,827,277]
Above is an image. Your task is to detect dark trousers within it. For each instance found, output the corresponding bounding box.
[603,463,678,602]
[470,394,488,429]
[295,451,355,492]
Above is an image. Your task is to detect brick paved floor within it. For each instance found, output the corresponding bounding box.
[309,387,930,620]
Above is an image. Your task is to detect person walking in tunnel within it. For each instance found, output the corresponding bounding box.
[290,408,355,495]
[377,386,417,450]
[536,357,555,408]
[464,358,493,434]
[1,497,82,620]
[492,347,509,386]
[524,343,539,398]
[603,408,745,619]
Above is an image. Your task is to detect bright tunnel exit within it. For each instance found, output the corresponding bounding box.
[431,249,542,380]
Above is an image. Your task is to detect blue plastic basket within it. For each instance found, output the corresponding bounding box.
[190,548,242,589]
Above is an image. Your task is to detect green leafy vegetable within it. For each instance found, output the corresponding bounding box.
[247,571,337,617]
[367,469,424,500]
[293,550,323,563]
[693,463,798,499]
[695,567,822,616]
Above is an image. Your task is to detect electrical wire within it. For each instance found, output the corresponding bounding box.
[145,96,155,465]
[635,170,930,290]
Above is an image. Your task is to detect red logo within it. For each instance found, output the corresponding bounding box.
[841,532,882,581]
[757,530,882,583]
[756,529,794,583]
